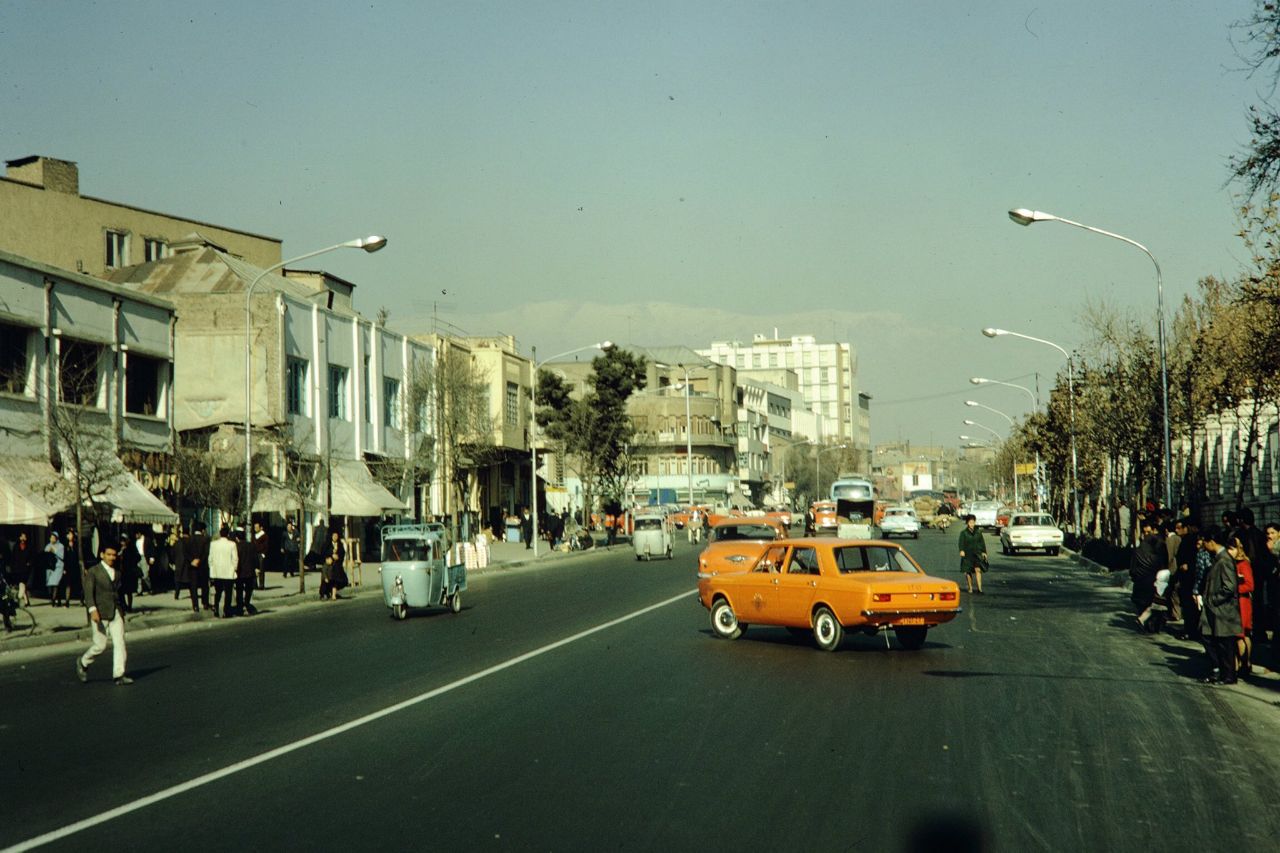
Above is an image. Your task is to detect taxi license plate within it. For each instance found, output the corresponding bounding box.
[898,616,926,625]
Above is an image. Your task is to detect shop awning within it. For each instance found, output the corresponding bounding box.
[327,460,409,517]
[0,456,74,526]
[98,464,179,525]
[252,479,322,514]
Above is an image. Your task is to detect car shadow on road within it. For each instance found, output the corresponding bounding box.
[696,627,955,652]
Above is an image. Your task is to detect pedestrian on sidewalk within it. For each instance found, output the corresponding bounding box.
[1130,516,1165,631]
[117,534,138,612]
[957,514,986,594]
[1197,527,1241,685]
[75,543,132,686]
[521,508,533,551]
[318,529,347,601]
[208,527,238,618]
[252,521,269,589]
[9,531,33,607]
[43,532,65,606]
[234,528,257,615]
[54,528,82,609]
[1229,532,1255,676]
[281,520,300,577]
[1174,518,1201,641]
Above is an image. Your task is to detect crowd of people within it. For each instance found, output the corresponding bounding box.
[0,519,359,624]
[1126,507,1279,685]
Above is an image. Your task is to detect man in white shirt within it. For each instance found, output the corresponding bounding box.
[76,545,131,686]
[207,526,239,618]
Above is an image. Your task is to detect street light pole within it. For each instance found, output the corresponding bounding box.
[530,342,612,557]
[972,376,1044,510]
[982,327,1080,534]
[243,236,386,553]
[1009,208,1172,511]
[965,402,1019,506]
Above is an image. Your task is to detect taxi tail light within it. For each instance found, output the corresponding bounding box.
[872,593,892,602]
[940,592,957,601]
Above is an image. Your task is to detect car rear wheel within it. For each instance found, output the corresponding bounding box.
[895,625,927,650]
[812,606,843,652]
[710,598,743,640]
[449,592,462,614]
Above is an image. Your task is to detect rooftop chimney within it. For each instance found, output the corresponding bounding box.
[4,156,80,194]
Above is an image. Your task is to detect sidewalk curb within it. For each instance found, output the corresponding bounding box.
[0,538,606,656]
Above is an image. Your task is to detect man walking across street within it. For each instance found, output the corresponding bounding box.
[75,544,132,686]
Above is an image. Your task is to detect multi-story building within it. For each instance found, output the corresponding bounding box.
[412,333,534,538]
[698,332,866,468]
[0,156,281,277]
[107,240,429,543]
[0,248,177,528]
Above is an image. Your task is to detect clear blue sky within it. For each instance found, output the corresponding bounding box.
[0,0,1259,445]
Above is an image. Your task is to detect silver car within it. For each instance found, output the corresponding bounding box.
[999,512,1064,556]
[961,500,1001,530]
[879,505,920,539]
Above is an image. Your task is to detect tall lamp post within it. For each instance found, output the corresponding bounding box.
[1009,207,1171,511]
[965,406,1017,504]
[529,341,612,557]
[982,327,1080,534]
[971,377,1044,508]
[243,236,386,555]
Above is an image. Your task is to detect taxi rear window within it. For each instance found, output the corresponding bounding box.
[833,546,919,574]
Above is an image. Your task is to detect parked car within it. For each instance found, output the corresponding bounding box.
[879,505,921,539]
[697,538,961,651]
[765,508,793,528]
[999,512,1064,556]
[697,518,790,577]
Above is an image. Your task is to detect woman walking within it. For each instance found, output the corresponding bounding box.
[957,514,987,594]
[6,531,33,607]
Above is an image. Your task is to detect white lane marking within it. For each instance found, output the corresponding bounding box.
[3,589,698,853]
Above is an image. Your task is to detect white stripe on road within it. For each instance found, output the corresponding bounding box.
[3,589,698,853]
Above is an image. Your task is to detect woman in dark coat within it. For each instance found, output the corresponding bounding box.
[957,514,987,594]
[6,531,34,606]
[318,530,347,601]
[1199,527,1242,685]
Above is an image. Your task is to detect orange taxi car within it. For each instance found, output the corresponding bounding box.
[697,537,961,651]
[697,518,789,577]
[809,501,839,535]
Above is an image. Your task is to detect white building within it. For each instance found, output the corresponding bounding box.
[698,332,862,460]
[106,240,431,531]
[0,248,177,528]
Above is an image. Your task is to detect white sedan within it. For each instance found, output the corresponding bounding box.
[879,505,920,539]
[1000,512,1064,556]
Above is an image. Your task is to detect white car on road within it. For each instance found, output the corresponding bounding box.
[961,500,1002,530]
[879,505,921,539]
[1000,512,1064,556]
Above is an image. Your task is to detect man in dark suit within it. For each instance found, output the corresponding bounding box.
[76,544,132,685]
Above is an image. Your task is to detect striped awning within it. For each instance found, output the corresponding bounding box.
[0,456,74,526]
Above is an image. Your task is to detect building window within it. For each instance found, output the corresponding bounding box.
[328,365,349,420]
[286,357,309,416]
[105,230,129,268]
[506,381,519,427]
[59,339,103,407]
[0,322,35,396]
[143,238,168,262]
[383,377,401,429]
[362,356,372,423]
[124,353,166,416]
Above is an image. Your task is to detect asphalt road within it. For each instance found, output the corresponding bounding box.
[3,528,1279,852]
